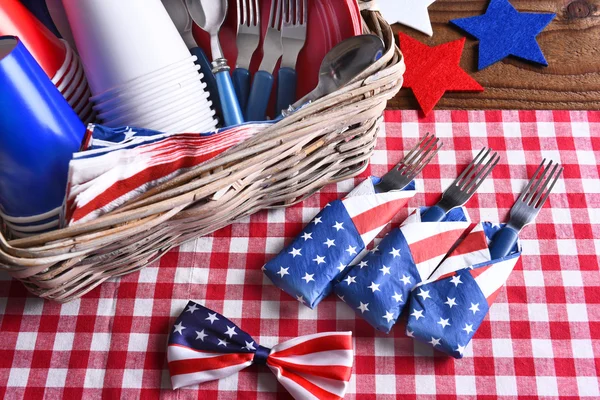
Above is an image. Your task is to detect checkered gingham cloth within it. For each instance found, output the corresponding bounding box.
[1,110,599,399]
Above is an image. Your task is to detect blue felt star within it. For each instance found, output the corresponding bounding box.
[450,0,555,69]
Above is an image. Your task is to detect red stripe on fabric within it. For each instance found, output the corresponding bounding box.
[276,367,343,400]
[410,228,467,266]
[168,352,253,376]
[271,335,352,358]
[448,229,489,257]
[469,264,492,280]
[351,197,411,235]
[267,358,352,382]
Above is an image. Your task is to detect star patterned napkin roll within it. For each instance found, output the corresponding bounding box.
[405,222,521,358]
[333,207,473,333]
[263,177,417,309]
[168,301,354,399]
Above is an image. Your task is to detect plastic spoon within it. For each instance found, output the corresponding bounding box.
[186,0,244,127]
[282,34,385,117]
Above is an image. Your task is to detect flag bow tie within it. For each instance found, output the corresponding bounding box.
[334,207,472,333]
[168,301,354,399]
[406,222,521,358]
[263,177,416,309]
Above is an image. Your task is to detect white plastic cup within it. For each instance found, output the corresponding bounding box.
[62,0,191,95]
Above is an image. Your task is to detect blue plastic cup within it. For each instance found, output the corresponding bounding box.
[0,36,85,220]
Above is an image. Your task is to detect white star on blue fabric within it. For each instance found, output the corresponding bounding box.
[302,273,315,283]
[245,341,256,351]
[277,267,290,278]
[445,297,458,308]
[469,303,480,314]
[357,302,370,313]
[224,326,237,338]
[383,311,395,323]
[417,288,431,300]
[368,282,381,293]
[195,329,208,341]
[437,317,451,329]
[218,338,229,347]
[337,263,346,272]
[205,313,219,324]
[289,247,302,258]
[313,255,326,265]
[346,245,357,256]
[333,221,345,231]
[296,295,305,304]
[323,238,336,248]
[344,275,357,285]
[173,322,185,335]
[450,275,463,286]
[406,329,415,338]
[380,265,391,275]
[429,337,441,347]
[392,292,403,303]
[411,309,424,320]
[389,248,401,258]
[370,245,379,253]
[186,303,199,314]
[301,232,312,241]
[463,324,474,334]
[401,275,412,285]
[313,217,322,225]
[358,260,368,269]
[456,344,466,355]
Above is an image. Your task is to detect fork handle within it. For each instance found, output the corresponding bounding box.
[489,227,520,259]
[276,67,297,116]
[232,68,251,114]
[420,205,448,222]
[246,70,274,121]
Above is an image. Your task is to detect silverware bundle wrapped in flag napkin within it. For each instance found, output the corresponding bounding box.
[263,135,441,308]
[168,301,354,399]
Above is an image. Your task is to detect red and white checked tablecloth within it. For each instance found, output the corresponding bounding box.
[1,110,599,399]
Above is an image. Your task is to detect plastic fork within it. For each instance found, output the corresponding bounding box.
[421,148,500,222]
[234,0,260,112]
[489,159,563,259]
[276,0,307,115]
[246,0,284,121]
[375,133,442,193]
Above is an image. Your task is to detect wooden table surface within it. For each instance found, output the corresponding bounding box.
[389,0,600,110]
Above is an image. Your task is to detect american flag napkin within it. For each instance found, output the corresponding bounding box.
[263,177,417,309]
[333,207,473,333]
[167,301,354,399]
[406,222,521,358]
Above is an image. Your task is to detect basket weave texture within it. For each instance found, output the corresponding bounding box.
[0,6,405,302]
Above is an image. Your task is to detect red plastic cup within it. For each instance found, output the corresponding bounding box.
[0,0,66,78]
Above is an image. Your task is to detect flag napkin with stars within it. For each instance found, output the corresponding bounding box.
[263,177,417,309]
[333,207,473,333]
[406,222,522,358]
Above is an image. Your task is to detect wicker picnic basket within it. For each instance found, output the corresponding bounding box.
[0,3,405,302]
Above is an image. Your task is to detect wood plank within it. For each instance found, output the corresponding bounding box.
[388,0,600,110]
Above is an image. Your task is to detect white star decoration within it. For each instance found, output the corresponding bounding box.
[346,245,357,256]
[392,292,403,303]
[401,275,412,285]
[357,302,370,313]
[383,311,395,323]
[469,303,480,314]
[411,309,424,320]
[389,248,401,258]
[429,337,441,347]
[463,324,474,334]
[218,338,229,347]
[123,127,136,141]
[313,217,322,225]
[173,322,186,335]
[323,238,336,248]
[380,265,391,275]
[301,232,312,241]
[358,260,368,269]
[445,297,458,308]
[378,0,437,37]
[296,295,305,304]
[370,245,379,253]
[302,273,315,283]
[224,326,237,338]
[333,221,345,231]
[417,288,431,300]
[289,247,302,258]
[456,344,466,355]
[313,255,326,265]
[205,312,219,324]
[195,329,208,341]
[367,282,381,293]
[245,341,256,351]
[406,329,415,338]
[337,263,346,272]
[337,294,345,302]
[344,275,357,285]
[450,275,463,287]
[277,267,289,278]
[186,303,199,314]
[437,317,451,329]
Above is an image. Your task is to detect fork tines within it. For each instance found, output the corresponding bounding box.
[283,0,308,25]
[398,133,442,179]
[454,147,500,195]
[237,0,259,27]
[518,159,563,209]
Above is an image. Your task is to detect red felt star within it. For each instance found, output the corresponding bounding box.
[399,33,484,115]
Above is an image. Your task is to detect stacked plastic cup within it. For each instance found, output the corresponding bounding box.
[62,0,217,133]
[0,0,95,124]
[0,36,86,237]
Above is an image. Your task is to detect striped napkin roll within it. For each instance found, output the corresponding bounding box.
[263,177,417,309]
[406,222,521,358]
[333,207,473,333]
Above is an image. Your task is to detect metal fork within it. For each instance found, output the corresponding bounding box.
[276,0,308,114]
[246,0,284,121]
[375,133,442,193]
[489,159,563,259]
[421,147,500,222]
[233,0,260,112]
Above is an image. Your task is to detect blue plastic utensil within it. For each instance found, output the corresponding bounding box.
[234,0,260,113]
[185,0,244,127]
[19,0,61,37]
[0,36,85,218]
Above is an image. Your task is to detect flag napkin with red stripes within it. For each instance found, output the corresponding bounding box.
[263,177,417,309]
[168,301,354,399]
[332,207,473,333]
[406,222,522,358]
